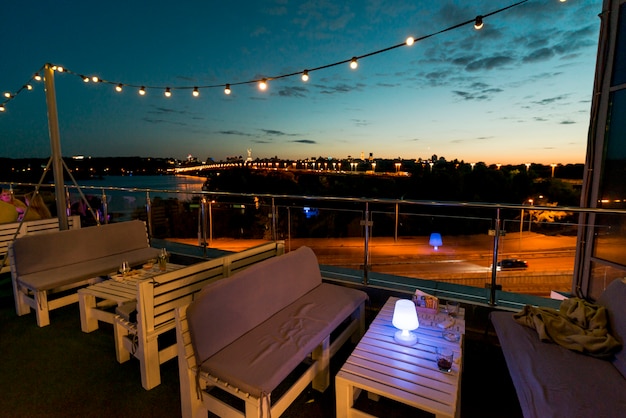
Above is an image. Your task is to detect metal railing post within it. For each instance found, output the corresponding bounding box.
[271,198,277,241]
[208,199,213,248]
[363,202,371,285]
[101,189,108,224]
[287,206,291,252]
[489,208,502,306]
[145,192,153,242]
[395,202,399,242]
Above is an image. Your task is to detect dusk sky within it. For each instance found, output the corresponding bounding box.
[1,0,602,164]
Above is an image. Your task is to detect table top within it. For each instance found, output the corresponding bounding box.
[78,263,184,303]
[337,296,464,417]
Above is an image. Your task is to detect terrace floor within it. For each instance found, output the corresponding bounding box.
[0,241,524,418]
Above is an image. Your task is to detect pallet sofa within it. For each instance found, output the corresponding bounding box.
[1,215,80,274]
[175,246,368,418]
[490,278,626,418]
[8,220,159,327]
[113,241,285,390]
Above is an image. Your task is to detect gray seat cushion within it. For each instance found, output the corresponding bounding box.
[199,282,367,398]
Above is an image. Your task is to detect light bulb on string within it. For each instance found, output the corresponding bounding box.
[301,70,309,82]
[25,84,33,90]
[34,73,42,81]
[259,79,268,91]
[56,66,64,72]
[474,16,484,30]
[139,86,146,96]
[115,84,123,92]
[0,105,5,112]
[224,84,231,95]
[82,76,90,83]
[164,87,172,97]
[350,57,358,69]
[4,92,12,98]
[92,76,99,83]
[192,87,200,97]
[406,37,415,46]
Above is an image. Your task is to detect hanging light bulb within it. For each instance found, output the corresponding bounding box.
[406,37,415,46]
[56,66,64,72]
[0,105,5,112]
[139,86,146,96]
[474,15,484,30]
[301,70,309,82]
[34,73,42,81]
[259,79,268,91]
[164,87,172,97]
[83,76,90,83]
[25,84,33,90]
[92,76,99,83]
[350,57,358,69]
[115,84,123,92]
[192,87,200,97]
[224,84,231,95]
[4,92,12,98]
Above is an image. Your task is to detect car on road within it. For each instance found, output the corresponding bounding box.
[492,258,529,271]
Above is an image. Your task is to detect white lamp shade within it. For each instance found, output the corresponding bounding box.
[392,299,419,345]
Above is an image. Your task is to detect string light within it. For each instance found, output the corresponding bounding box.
[83,76,90,83]
[0,105,5,112]
[4,92,11,98]
[0,1,536,112]
[474,15,484,30]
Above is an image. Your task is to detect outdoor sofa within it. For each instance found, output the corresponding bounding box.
[175,245,368,418]
[490,278,626,418]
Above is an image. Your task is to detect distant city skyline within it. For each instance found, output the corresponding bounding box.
[0,0,602,164]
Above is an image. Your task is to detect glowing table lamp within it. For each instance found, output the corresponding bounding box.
[429,232,443,251]
[392,299,419,346]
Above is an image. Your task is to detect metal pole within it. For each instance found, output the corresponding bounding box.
[271,198,277,241]
[208,200,213,247]
[145,192,153,242]
[43,63,68,230]
[363,202,371,285]
[395,202,399,242]
[489,208,502,306]
[101,189,108,224]
[287,207,291,252]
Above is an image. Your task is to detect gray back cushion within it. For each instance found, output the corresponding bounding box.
[187,246,322,364]
[597,278,626,378]
[11,220,149,275]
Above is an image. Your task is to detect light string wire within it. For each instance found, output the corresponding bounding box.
[0,0,530,110]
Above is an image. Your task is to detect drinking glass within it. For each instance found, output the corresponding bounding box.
[446,301,459,317]
[158,248,168,271]
[436,347,454,372]
[120,261,131,276]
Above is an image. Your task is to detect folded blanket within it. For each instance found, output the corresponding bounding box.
[513,298,622,359]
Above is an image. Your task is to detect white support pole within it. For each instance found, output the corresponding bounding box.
[43,63,69,230]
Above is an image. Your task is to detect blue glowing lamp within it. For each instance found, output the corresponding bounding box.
[429,232,443,251]
[392,299,419,346]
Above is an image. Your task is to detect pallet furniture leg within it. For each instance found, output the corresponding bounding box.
[312,336,330,392]
[12,280,30,317]
[113,321,131,364]
[33,290,50,327]
[140,336,161,390]
[335,374,359,418]
[78,293,99,332]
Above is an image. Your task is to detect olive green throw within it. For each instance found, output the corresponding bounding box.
[514,298,622,358]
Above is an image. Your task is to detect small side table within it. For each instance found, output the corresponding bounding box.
[336,296,465,418]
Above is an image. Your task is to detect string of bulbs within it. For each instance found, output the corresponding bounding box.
[1,0,564,113]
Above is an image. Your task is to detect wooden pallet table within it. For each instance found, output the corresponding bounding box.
[336,296,465,418]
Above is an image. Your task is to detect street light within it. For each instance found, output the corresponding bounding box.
[551,163,557,178]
